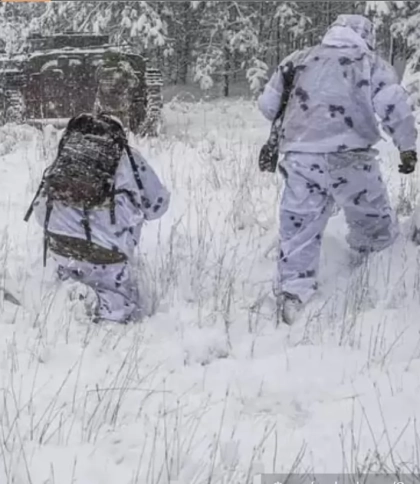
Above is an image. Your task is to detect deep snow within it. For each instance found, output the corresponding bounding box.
[0,98,420,483]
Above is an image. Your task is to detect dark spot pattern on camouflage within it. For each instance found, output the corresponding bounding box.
[141,196,152,209]
[354,189,368,206]
[329,105,346,119]
[374,81,386,96]
[383,104,395,123]
[332,178,348,189]
[298,270,316,279]
[357,80,370,88]
[344,117,354,128]
[295,87,310,103]
[310,164,324,174]
[339,57,352,66]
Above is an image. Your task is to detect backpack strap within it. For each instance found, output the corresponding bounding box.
[109,185,117,225]
[115,189,139,208]
[24,175,46,223]
[81,207,92,243]
[125,145,144,192]
[268,61,296,147]
[43,197,53,267]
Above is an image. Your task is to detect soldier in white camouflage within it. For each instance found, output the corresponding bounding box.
[258,15,418,324]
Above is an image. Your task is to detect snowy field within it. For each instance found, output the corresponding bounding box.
[1,98,420,483]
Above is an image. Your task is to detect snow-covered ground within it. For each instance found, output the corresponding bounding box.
[1,99,420,484]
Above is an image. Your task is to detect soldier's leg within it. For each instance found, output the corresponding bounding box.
[328,150,398,253]
[86,262,142,323]
[53,255,141,323]
[277,153,334,304]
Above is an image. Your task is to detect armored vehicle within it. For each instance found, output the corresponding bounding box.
[0,33,163,135]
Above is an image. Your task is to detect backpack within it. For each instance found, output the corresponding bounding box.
[24,113,146,266]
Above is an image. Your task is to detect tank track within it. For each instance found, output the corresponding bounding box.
[1,72,26,125]
[4,88,25,124]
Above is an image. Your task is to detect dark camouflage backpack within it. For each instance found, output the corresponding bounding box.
[25,113,145,266]
[46,113,126,208]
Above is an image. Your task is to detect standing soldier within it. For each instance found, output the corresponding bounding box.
[258,15,418,325]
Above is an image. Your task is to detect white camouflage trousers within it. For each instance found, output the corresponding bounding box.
[53,254,142,323]
[277,150,398,304]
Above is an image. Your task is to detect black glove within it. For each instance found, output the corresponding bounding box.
[399,150,417,175]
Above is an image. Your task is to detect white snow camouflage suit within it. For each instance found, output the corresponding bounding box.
[258,14,418,305]
[34,146,170,323]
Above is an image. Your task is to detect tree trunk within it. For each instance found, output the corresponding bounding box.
[224,46,230,97]
[179,2,191,84]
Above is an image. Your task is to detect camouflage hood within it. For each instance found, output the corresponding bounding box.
[322,14,376,52]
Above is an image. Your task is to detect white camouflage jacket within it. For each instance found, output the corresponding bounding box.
[34,147,170,260]
[258,15,417,154]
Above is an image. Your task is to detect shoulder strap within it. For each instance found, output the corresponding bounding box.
[271,47,314,127]
[24,168,49,222]
[43,197,53,267]
[125,145,144,192]
[81,207,92,243]
[272,60,296,127]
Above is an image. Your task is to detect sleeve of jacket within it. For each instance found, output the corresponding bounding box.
[371,56,418,152]
[130,149,171,221]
